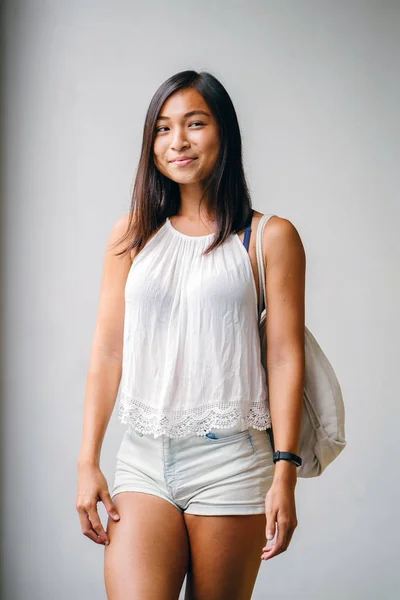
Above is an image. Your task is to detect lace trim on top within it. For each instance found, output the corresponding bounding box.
[118,390,272,438]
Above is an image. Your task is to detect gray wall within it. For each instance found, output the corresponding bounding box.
[1,1,399,598]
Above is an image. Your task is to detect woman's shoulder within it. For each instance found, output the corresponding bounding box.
[252,209,288,235]
[112,212,132,234]
[252,210,305,262]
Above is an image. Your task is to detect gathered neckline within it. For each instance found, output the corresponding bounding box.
[166,217,216,240]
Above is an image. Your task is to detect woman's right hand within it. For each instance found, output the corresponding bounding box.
[76,461,120,546]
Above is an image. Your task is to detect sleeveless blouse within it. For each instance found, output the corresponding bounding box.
[117,216,271,438]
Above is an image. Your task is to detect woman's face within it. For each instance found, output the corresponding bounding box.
[153,88,220,186]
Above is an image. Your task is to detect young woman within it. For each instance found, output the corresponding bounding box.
[76,70,306,600]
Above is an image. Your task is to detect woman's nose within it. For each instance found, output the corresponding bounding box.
[171,127,189,150]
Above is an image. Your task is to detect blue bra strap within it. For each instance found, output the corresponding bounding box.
[242,209,254,253]
[243,226,251,253]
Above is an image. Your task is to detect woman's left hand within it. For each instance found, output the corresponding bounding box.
[261,480,298,561]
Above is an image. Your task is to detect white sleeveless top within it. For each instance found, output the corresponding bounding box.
[117,216,271,438]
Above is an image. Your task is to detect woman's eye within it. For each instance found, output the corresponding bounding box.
[156,121,205,134]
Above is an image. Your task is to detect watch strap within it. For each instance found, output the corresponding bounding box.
[273,450,302,467]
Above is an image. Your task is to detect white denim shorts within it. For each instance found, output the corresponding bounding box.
[111,421,275,515]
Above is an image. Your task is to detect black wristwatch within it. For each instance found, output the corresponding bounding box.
[273,451,302,467]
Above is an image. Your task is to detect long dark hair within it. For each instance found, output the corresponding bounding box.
[114,70,253,257]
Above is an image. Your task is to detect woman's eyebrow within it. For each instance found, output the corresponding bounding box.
[156,110,210,121]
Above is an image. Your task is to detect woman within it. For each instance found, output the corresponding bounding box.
[76,70,306,600]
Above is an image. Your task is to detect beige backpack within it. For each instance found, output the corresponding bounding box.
[255,214,347,477]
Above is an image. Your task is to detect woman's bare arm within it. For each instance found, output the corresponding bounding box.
[260,215,306,560]
[263,216,306,485]
[78,213,132,467]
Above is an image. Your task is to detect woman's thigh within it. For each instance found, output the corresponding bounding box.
[183,513,266,600]
[104,491,190,600]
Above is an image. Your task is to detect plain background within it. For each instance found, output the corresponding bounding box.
[1,1,399,598]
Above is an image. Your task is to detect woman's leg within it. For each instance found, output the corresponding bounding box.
[104,491,190,600]
[183,513,266,600]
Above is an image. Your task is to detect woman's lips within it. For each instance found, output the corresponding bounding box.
[171,158,196,166]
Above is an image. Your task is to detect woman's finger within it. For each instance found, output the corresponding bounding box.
[100,489,120,522]
[86,507,109,545]
[77,509,105,545]
[261,519,290,560]
[264,506,277,542]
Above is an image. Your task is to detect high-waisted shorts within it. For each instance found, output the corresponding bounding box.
[111,422,276,516]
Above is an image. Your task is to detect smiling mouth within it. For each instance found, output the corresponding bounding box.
[171,158,197,166]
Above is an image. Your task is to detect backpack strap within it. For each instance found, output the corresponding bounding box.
[256,213,276,317]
